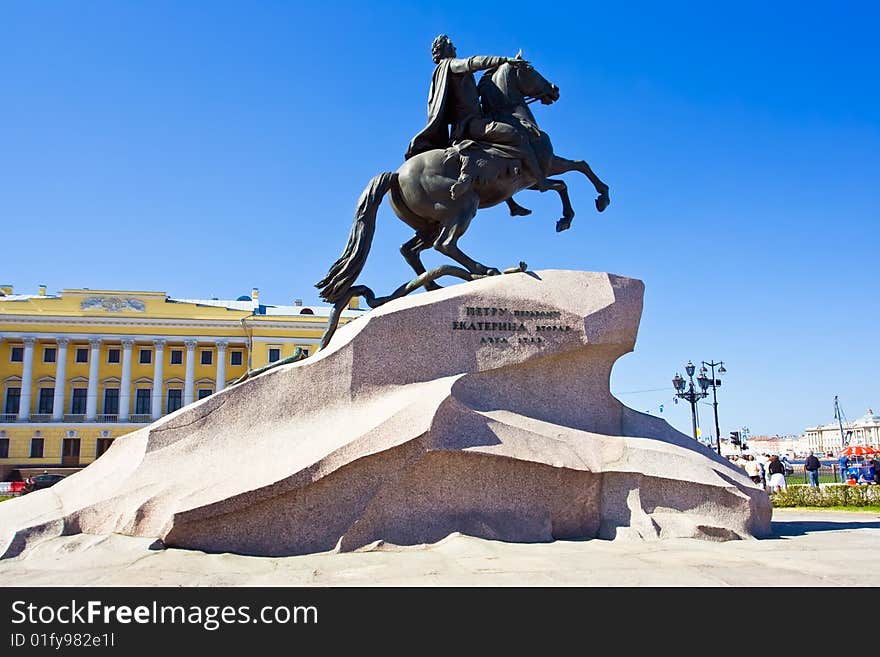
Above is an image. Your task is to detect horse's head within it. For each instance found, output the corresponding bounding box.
[479,55,559,117]
[513,58,560,105]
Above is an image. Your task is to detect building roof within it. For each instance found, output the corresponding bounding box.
[807,409,880,431]
[169,298,364,318]
[0,286,365,319]
[853,409,880,426]
[0,294,53,302]
[170,297,257,312]
[262,304,362,318]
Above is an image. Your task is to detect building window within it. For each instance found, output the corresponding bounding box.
[71,388,88,414]
[107,348,121,364]
[230,351,243,366]
[0,438,9,458]
[103,388,119,415]
[167,389,182,413]
[75,347,88,363]
[30,438,44,458]
[4,388,20,415]
[300,348,310,357]
[37,388,54,415]
[200,350,213,365]
[62,438,80,464]
[139,349,152,364]
[170,349,183,365]
[10,346,24,362]
[135,389,152,414]
[268,347,281,363]
[197,388,212,400]
[96,438,113,458]
[43,347,57,363]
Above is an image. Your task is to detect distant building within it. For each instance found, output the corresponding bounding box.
[725,433,809,458]
[805,409,880,455]
[0,284,362,479]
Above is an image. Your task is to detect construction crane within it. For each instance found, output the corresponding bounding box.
[834,395,853,447]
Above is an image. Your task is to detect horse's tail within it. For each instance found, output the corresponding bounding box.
[315,171,396,304]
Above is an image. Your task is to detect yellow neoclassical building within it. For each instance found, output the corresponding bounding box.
[0,283,361,480]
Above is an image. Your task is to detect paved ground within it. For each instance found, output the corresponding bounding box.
[0,508,878,586]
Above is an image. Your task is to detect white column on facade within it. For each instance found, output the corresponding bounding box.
[151,339,166,420]
[119,338,134,421]
[183,339,197,406]
[51,337,69,421]
[17,336,36,421]
[85,337,102,421]
[215,341,227,393]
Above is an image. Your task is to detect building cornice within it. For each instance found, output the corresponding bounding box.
[60,289,168,297]
[0,314,333,331]
[0,331,250,345]
[0,422,149,428]
[0,331,324,345]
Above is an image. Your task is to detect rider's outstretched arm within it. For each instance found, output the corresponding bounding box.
[449,56,513,74]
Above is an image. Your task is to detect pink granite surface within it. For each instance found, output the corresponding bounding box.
[0,271,771,559]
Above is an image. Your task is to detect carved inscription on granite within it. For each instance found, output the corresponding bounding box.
[452,306,572,346]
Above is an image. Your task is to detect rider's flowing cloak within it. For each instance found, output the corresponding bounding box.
[405,59,454,159]
[406,59,528,166]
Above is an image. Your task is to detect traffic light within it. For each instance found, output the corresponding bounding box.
[729,431,741,446]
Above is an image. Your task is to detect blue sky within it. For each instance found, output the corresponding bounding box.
[2,1,878,438]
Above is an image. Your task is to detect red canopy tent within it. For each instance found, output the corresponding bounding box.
[840,445,879,457]
[840,446,878,484]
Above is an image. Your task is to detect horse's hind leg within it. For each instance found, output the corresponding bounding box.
[506,197,532,216]
[433,199,500,276]
[526,178,575,232]
[401,230,443,291]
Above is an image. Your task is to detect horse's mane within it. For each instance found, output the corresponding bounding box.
[477,63,510,117]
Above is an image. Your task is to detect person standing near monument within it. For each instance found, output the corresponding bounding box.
[767,455,787,493]
[804,450,821,487]
[863,458,876,484]
[838,453,851,483]
[743,455,762,486]
[781,453,793,475]
[755,453,769,489]
[406,34,551,200]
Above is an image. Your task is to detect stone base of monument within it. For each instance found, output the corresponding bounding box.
[0,270,771,560]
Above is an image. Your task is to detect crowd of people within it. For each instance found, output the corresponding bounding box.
[727,453,790,493]
[835,453,880,485]
[726,450,880,491]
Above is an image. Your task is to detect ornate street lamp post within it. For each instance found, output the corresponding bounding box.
[672,361,709,442]
[701,360,726,455]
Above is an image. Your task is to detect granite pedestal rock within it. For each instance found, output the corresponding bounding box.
[0,270,771,559]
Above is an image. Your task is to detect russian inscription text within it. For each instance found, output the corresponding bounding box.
[456,305,571,347]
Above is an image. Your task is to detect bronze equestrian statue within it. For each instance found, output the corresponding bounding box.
[314,35,610,349]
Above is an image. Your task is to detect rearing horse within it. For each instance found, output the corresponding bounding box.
[316,59,610,311]
[478,58,610,229]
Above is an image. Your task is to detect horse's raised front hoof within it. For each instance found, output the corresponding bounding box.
[508,204,532,217]
[556,218,572,232]
[596,192,610,213]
